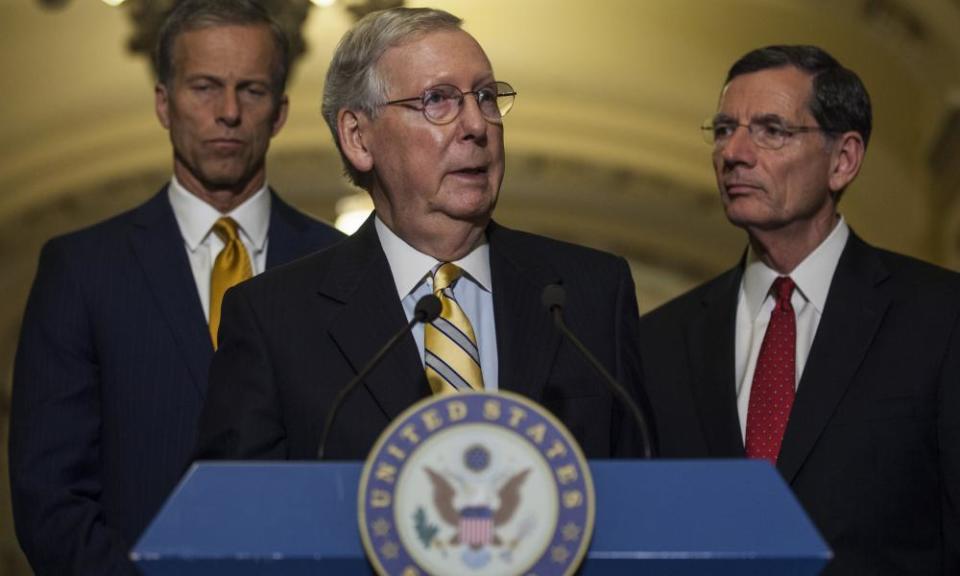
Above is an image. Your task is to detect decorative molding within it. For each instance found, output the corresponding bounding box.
[863,0,927,43]
[34,0,405,78]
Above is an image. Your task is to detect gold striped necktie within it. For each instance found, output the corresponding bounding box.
[208,217,252,348]
[424,263,484,394]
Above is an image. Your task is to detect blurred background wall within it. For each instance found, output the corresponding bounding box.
[2,0,960,572]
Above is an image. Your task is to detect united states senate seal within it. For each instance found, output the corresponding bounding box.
[358,391,595,576]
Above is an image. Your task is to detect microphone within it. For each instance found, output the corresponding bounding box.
[316,294,441,460]
[542,284,654,459]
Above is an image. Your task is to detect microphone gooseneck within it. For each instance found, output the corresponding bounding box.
[316,294,441,460]
[542,284,654,459]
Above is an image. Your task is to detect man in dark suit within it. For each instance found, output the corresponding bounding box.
[640,45,960,575]
[195,7,645,463]
[8,2,343,575]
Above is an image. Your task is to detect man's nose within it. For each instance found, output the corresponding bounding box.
[719,124,757,168]
[217,88,241,127]
[457,93,488,142]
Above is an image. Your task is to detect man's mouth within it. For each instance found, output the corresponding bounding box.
[208,138,244,151]
[451,166,488,176]
[724,180,762,194]
[207,138,244,156]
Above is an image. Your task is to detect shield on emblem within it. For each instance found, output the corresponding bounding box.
[458,506,493,547]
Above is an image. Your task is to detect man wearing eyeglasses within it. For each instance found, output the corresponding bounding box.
[639,45,960,574]
[195,7,646,461]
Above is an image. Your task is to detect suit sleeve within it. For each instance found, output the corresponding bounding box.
[610,257,656,458]
[8,241,138,576]
[940,295,960,571]
[195,283,288,460]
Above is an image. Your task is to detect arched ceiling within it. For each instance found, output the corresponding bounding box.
[1,0,959,303]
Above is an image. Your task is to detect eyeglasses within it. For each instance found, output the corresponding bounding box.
[383,81,517,125]
[701,118,831,150]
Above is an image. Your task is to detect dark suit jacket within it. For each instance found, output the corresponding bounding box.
[639,232,960,575]
[195,217,646,462]
[8,189,344,576]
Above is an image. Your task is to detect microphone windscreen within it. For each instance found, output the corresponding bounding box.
[541,283,566,311]
[415,294,442,322]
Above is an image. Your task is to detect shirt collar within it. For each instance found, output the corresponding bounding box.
[742,216,849,321]
[167,175,271,252]
[375,216,492,299]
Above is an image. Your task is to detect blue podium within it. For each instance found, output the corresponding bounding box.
[132,460,830,575]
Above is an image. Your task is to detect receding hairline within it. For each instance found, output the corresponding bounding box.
[166,22,283,79]
[718,65,816,110]
[373,27,491,87]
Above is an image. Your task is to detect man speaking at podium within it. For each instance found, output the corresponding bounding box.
[196,7,646,461]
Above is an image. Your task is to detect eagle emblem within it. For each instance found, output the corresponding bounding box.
[417,445,533,568]
[359,391,594,576]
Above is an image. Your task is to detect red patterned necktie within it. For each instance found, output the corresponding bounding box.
[745,276,797,463]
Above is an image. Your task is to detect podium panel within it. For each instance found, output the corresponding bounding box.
[132,460,829,575]
[583,460,828,575]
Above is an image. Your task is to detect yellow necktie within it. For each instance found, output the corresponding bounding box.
[424,263,484,394]
[209,217,252,348]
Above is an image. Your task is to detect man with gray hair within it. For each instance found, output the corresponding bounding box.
[9,1,342,574]
[640,45,960,574]
[196,7,647,461]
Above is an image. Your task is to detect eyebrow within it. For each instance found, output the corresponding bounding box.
[184,73,272,86]
[184,74,221,83]
[712,112,790,125]
[752,113,788,125]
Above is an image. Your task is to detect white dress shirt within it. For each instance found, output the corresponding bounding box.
[167,175,271,321]
[735,217,849,439]
[375,216,499,390]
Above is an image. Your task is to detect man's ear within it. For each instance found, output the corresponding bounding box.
[828,131,865,193]
[338,109,374,174]
[155,83,171,130]
[270,94,289,137]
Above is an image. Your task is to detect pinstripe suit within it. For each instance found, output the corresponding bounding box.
[195,216,647,462]
[8,188,343,576]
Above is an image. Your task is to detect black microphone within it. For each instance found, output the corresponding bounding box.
[316,294,441,460]
[542,284,654,459]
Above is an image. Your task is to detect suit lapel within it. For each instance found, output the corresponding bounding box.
[487,223,562,402]
[265,190,308,268]
[777,233,891,482]
[687,265,745,457]
[128,189,212,398]
[322,217,429,421]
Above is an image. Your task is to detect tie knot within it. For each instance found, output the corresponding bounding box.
[433,262,463,293]
[212,217,241,243]
[772,276,796,307]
